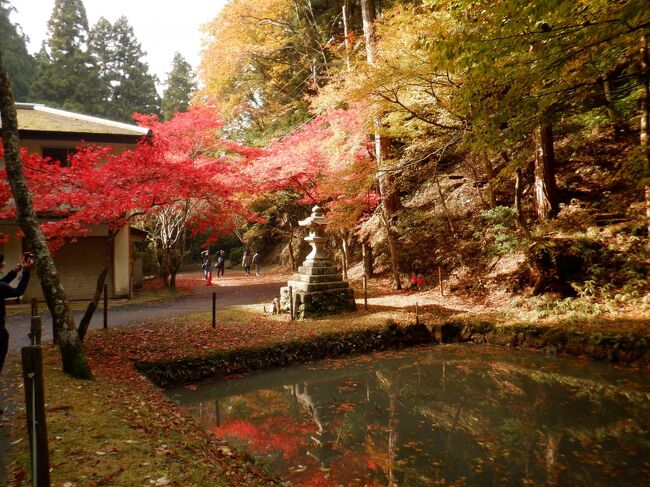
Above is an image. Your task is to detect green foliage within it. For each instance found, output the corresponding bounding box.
[241,190,311,265]
[620,146,650,189]
[229,247,243,267]
[479,206,522,257]
[525,231,649,318]
[552,202,596,233]
[161,52,196,121]
[0,0,36,100]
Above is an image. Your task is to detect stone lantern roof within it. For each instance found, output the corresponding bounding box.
[298,205,328,227]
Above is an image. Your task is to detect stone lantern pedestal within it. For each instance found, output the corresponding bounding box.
[280,206,356,319]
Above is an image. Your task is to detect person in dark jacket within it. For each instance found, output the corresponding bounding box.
[0,252,33,377]
[214,249,226,277]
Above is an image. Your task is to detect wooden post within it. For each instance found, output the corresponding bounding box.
[31,298,38,317]
[103,283,108,329]
[438,266,443,296]
[415,302,419,326]
[30,316,42,346]
[212,292,216,328]
[21,346,51,487]
[289,286,294,321]
[363,275,368,310]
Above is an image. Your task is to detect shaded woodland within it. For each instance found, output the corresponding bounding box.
[198,0,650,314]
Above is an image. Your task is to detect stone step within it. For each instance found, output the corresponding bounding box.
[287,280,350,292]
[291,273,346,284]
[594,212,628,226]
[298,265,340,276]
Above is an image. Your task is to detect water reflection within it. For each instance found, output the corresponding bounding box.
[167,344,650,486]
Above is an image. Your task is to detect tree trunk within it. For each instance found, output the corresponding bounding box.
[163,249,179,291]
[435,176,458,238]
[361,0,402,290]
[288,228,297,271]
[0,55,92,379]
[168,234,185,291]
[601,73,618,124]
[169,250,183,291]
[342,1,351,72]
[485,157,497,208]
[360,0,377,65]
[466,159,488,208]
[171,227,187,289]
[78,228,114,341]
[515,168,532,239]
[340,240,348,281]
[362,240,374,278]
[169,268,177,290]
[168,249,178,291]
[533,123,558,222]
[641,34,650,249]
[155,245,169,286]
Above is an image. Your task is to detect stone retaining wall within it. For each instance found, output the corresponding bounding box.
[437,321,649,366]
[137,320,649,388]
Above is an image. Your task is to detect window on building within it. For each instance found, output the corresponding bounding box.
[42,147,77,167]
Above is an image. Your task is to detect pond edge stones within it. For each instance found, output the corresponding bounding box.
[280,205,356,318]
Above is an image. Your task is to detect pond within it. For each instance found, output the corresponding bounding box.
[166,344,650,486]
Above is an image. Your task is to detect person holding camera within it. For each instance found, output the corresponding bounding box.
[0,252,34,378]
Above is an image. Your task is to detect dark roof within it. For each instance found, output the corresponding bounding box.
[5,103,151,144]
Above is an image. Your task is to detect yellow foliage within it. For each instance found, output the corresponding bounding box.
[199,0,294,108]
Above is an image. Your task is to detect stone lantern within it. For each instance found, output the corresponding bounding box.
[280,205,356,319]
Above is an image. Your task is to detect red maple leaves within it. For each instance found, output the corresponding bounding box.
[0,105,258,248]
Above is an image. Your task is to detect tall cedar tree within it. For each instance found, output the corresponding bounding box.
[90,16,160,122]
[29,0,106,115]
[0,50,92,379]
[88,17,115,91]
[161,52,197,120]
[0,0,36,101]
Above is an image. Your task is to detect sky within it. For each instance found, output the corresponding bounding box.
[10,0,228,89]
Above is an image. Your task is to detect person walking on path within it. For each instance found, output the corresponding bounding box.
[201,250,211,280]
[252,251,261,277]
[214,249,226,277]
[0,252,33,378]
[242,249,252,276]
